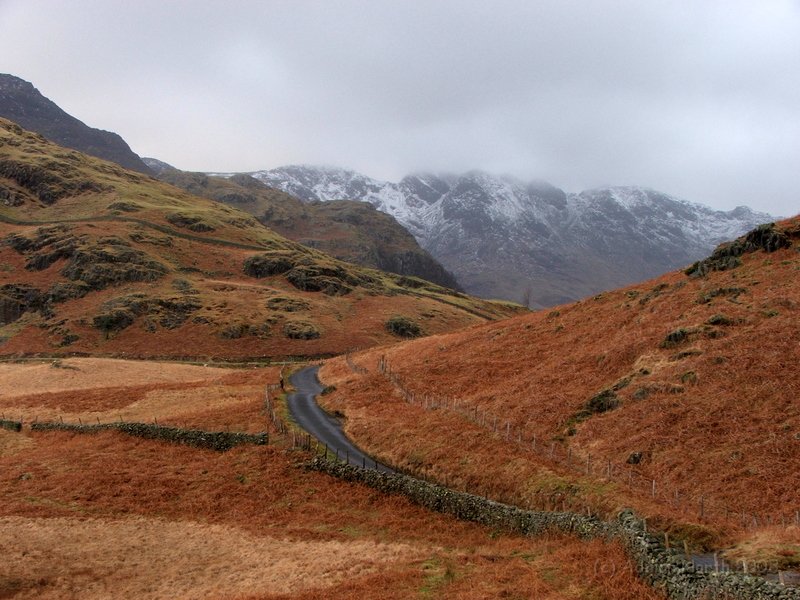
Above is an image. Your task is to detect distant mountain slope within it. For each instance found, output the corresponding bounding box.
[0,119,521,358]
[251,166,772,306]
[152,167,461,290]
[0,74,152,175]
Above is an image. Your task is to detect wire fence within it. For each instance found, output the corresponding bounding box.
[337,353,800,532]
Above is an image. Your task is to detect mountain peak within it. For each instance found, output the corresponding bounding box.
[0,73,36,93]
[0,73,153,175]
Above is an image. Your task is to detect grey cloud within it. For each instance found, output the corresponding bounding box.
[0,0,798,216]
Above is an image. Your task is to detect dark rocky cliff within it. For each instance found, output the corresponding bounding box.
[0,74,153,175]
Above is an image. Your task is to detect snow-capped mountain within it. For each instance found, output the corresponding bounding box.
[249,166,774,307]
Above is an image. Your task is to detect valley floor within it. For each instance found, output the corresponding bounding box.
[0,358,663,599]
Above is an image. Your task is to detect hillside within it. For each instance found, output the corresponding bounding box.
[0,74,152,175]
[153,168,462,290]
[0,119,521,359]
[253,165,772,306]
[319,217,800,563]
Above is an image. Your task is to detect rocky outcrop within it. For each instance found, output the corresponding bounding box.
[5,227,168,290]
[92,293,202,336]
[686,223,794,277]
[243,251,380,296]
[0,284,44,324]
[0,157,107,205]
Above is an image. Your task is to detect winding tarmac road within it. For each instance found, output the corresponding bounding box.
[287,366,394,473]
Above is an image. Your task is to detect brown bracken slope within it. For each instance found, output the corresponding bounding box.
[0,118,522,359]
[319,218,800,564]
[0,358,663,600]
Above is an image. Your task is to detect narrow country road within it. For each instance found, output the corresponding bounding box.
[287,366,394,473]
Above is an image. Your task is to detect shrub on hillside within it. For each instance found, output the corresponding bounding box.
[385,315,423,338]
[266,296,310,312]
[661,327,691,348]
[283,320,320,340]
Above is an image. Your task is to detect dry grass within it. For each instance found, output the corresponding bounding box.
[319,217,800,560]
[0,516,421,599]
[0,428,665,599]
[723,526,800,571]
[0,358,273,432]
[0,358,232,400]
[0,348,664,598]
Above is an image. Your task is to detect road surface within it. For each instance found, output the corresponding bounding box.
[287,366,394,473]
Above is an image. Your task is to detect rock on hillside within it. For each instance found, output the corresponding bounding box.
[0,73,152,175]
[250,165,772,307]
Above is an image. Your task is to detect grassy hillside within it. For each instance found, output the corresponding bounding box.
[319,217,800,564]
[0,119,522,359]
[156,169,463,290]
[0,358,663,599]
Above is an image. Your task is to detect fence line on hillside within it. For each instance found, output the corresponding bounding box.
[264,382,322,454]
[361,355,799,532]
[265,383,287,435]
[345,348,368,375]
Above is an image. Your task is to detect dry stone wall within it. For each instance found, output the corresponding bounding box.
[30,421,267,451]
[0,419,22,432]
[308,457,799,600]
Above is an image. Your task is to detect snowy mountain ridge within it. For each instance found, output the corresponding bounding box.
[240,165,772,306]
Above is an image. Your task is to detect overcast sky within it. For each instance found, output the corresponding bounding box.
[1,0,798,215]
